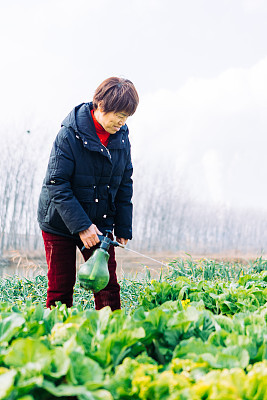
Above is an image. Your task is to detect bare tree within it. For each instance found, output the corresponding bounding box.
[1,127,267,258]
[131,155,267,255]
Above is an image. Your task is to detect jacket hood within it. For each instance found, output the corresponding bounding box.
[61,102,128,147]
[61,103,97,140]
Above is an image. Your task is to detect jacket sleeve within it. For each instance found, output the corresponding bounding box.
[45,128,92,235]
[114,147,133,240]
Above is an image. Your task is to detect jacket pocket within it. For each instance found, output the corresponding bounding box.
[38,185,51,221]
[45,203,65,230]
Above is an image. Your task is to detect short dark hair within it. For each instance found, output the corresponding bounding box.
[93,77,139,116]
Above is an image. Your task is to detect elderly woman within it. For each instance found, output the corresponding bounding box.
[38,77,139,310]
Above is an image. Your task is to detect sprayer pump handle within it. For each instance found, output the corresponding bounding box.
[81,232,122,252]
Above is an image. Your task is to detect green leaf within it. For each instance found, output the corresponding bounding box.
[221,346,250,369]
[173,337,218,359]
[106,356,159,399]
[159,300,184,312]
[132,308,169,347]
[67,351,103,386]
[200,347,249,369]
[84,325,145,370]
[50,322,79,345]
[4,337,51,370]
[41,379,89,397]
[32,302,44,321]
[167,307,200,335]
[43,303,69,333]
[0,314,25,343]
[208,330,229,347]
[42,379,112,400]
[0,369,17,399]
[14,374,43,397]
[194,313,216,342]
[103,309,128,336]
[44,347,70,379]
[214,315,235,332]
[219,300,240,315]
[79,390,113,400]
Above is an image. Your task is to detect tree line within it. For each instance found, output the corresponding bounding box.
[1,132,266,257]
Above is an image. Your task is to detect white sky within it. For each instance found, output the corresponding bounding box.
[1,0,267,211]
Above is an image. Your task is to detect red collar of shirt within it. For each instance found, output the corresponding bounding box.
[91,109,110,147]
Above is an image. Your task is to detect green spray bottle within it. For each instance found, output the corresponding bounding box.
[78,231,123,293]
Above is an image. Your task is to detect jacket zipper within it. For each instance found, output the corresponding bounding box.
[102,144,111,160]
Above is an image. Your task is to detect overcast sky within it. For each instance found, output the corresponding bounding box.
[1,0,267,211]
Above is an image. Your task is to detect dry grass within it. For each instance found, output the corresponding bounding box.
[1,247,264,279]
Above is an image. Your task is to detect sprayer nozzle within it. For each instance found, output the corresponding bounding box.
[110,240,125,248]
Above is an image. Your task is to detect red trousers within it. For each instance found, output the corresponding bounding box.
[42,231,121,310]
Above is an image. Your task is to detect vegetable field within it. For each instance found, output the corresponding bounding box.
[1,257,267,399]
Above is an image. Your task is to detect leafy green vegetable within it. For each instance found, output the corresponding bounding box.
[1,260,267,398]
[0,368,17,399]
[0,314,25,344]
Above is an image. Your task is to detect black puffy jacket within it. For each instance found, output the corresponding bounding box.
[37,102,133,239]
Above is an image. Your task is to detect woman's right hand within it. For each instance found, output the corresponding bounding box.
[79,224,103,249]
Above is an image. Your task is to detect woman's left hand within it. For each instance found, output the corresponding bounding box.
[116,237,128,246]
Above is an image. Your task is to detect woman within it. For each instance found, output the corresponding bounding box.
[37,77,139,310]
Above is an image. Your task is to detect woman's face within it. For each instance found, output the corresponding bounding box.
[95,108,129,134]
